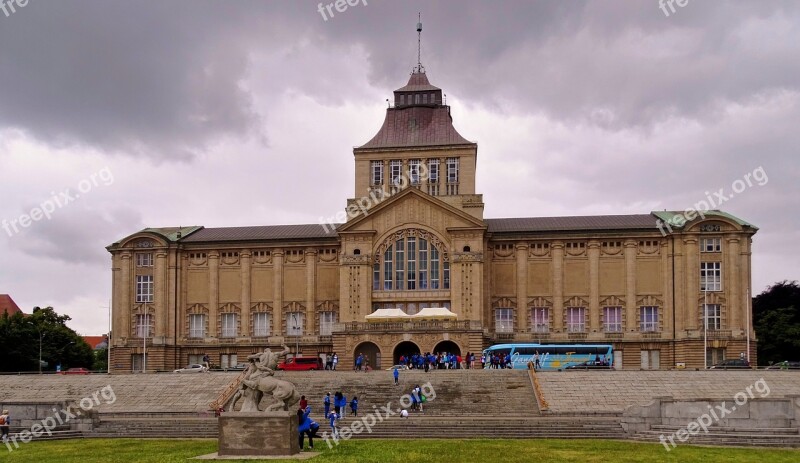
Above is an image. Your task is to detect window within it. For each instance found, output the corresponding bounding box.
[531,307,549,333]
[377,234,448,291]
[319,312,336,336]
[422,93,428,104]
[701,238,722,253]
[189,314,206,338]
[220,313,237,338]
[446,158,459,194]
[495,308,514,333]
[371,160,383,186]
[220,354,238,369]
[390,160,402,192]
[700,262,722,291]
[566,307,586,332]
[703,304,721,330]
[427,159,439,195]
[641,350,660,370]
[135,275,153,303]
[136,253,153,267]
[135,314,152,338]
[409,159,421,186]
[706,347,725,366]
[603,306,622,332]
[640,306,659,332]
[253,313,270,337]
[286,312,304,336]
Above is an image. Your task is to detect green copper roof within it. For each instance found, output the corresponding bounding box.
[651,210,758,231]
[141,226,203,242]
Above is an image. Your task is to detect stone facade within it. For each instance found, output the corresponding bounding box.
[106,69,758,373]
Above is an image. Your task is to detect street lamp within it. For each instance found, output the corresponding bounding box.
[291,313,300,357]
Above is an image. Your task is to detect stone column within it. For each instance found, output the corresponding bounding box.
[241,250,251,337]
[273,251,284,336]
[155,251,168,339]
[120,252,132,341]
[684,236,699,330]
[306,249,317,336]
[516,244,528,333]
[672,237,685,334]
[208,251,219,338]
[661,241,674,336]
[726,235,741,331]
[588,241,600,333]
[552,242,564,332]
[624,240,637,333]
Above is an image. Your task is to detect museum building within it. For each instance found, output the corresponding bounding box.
[107,64,758,372]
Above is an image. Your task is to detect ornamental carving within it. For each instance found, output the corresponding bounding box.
[492,296,516,309]
[374,228,449,263]
[492,244,515,259]
[285,250,305,264]
[342,255,371,265]
[600,295,626,307]
[452,252,483,263]
[637,295,664,307]
[528,243,551,258]
[135,240,154,248]
[564,296,589,307]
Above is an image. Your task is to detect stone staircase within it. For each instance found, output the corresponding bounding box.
[632,424,800,448]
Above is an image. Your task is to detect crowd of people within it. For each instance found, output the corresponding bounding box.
[297,390,361,450]
[397,352,478,370]
[482,352,515,369]
[323,353,339,370]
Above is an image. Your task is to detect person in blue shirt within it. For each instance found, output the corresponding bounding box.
[393,367,399,385]
[350,396,358,417]
[297,406,320,450]
[355,354,363,371]
[328,411,339,438]
[323,392,331,418]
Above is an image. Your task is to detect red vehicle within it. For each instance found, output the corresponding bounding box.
[277,357,322,371]
[60,367,91,375]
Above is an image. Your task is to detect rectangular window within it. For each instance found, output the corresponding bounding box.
[189,314,206,338]
[427,159,439,195]
[430,247,440,289]
[286,312,304,336]
[703,304,721,330]
[495,308,514,333]
[707,347,725,366]
[701,237,722,253]
[531,307,549,333]
[253,313,270,337]
[135,314,152,338]
[135,275,154,303]
[370,160,383,186]
[319,311,336,336]
[603,306,622,332]
[406,237,416,290]
[220,354,238,369]
[566,307,586,333]
[422,93,428,104]
[700,262,722,291]
[409,159,421,185]
[390,160,402,192]
[640,306,659,332]
[446,157,459,182]
[221,313,237,338]
[443,261,450,289]
[395,239,405,290]
[136,253,153,267]
[383,248,393,290]
[373,262,380,291]
[419,239,428,290]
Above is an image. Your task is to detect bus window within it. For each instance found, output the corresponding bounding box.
[487,348,512,357]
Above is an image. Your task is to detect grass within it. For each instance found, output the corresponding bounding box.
[2,438,799,462]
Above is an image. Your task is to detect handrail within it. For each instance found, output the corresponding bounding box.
[527,361,549,412]
[209,366,251,411]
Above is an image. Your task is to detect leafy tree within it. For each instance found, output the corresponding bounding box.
[0,306,94,372]
[93,347,108,372]
[753,281,800,366]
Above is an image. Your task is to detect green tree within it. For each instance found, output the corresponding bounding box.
[753,281,800,366]
[0,306,94,372]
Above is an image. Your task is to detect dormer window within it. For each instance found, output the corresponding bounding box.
[400,94,405,105]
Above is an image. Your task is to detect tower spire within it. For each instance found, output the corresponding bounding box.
[415,13,425,74]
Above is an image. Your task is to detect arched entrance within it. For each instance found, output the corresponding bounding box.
[393,341,422,364]
[433,340,461,356]
[354,342,381,371]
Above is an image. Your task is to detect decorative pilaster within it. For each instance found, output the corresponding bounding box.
[726,235,741,331]
[516,244,528,333]
[624,240,637,333]
[684,236,699,330]
[155,251,168,338]
[306,249,317,335]
[552,242,564,332]
[241,250,251,337]
[120,252,132,343]
[208,251,219,338]
[273,251,284,336]
[588,241,600,332]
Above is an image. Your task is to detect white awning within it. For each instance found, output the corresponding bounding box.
[412,307,457,320]
[365,308,411,321]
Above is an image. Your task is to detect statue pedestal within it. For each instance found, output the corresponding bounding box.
[218,412,300,457]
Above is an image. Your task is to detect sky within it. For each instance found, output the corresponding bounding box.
[0,0,798,335]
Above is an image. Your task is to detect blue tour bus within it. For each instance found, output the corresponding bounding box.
[482,343,614,370]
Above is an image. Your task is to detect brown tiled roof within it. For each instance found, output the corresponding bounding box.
[486,214,659,233]
[395,71,441,92]
[181,224,340,243]
[82,335,108,349]
[0,294,22,315]
[358,106,473,149]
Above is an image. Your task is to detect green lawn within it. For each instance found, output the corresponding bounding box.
[2,438,799,462]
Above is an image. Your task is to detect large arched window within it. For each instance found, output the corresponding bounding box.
[373,230,449,291]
